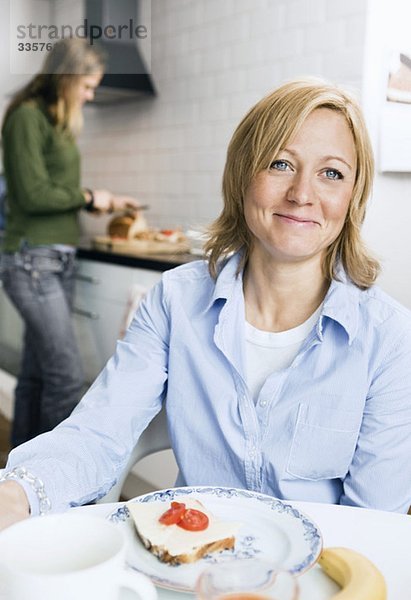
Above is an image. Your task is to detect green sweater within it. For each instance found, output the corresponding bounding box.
[2,100,87,252]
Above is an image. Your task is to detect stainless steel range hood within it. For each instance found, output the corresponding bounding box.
[86,0,156,104]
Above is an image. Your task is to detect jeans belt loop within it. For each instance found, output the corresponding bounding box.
[23,252,32,271]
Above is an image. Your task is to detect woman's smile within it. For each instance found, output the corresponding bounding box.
[273,212,321,227]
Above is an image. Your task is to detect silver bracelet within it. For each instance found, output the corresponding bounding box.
[0,466,52,516]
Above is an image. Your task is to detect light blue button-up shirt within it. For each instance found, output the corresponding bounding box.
[6,253,411,513]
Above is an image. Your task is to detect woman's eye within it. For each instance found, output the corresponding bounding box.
[270,160,290,171]
[324,168,343,180]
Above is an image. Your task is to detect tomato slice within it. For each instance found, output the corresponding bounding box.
[160,229,174,235]
[159,501,186,525]
[177,508,209,531]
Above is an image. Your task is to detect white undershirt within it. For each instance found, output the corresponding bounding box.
[245,304,323,404]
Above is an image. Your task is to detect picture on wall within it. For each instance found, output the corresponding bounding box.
[379,50,411,172]
[386,53,411,104]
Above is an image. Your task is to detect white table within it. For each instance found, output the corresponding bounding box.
[76,501,411,599]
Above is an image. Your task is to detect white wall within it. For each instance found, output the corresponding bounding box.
[79,0,368,235]
[361,0,411,308]
[0,0,51,115]
[0,0,370,238]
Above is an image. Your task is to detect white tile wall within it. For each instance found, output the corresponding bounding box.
[0,0,369,234]
[0,0,49,116]
[78,0,369,236]
[0,0,368,235]
[360,0,411,309]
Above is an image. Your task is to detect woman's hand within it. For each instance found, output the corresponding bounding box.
[87,190,142,214]
[0,481,30,531]
[110,194,142,212]
[91,189,114,212]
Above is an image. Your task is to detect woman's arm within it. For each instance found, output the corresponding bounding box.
[3,104,86,213]
[341,325,411,513]
[85,189,143,213]
[3,104,142,216]
[2,279,170,515]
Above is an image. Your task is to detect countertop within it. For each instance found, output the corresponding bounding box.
[77,246,200,272]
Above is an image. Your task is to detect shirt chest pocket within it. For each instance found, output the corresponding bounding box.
[286,401,360,481]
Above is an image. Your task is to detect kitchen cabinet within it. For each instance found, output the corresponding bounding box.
[0,285,23,423]
[0,259,162,382]
[73,259,162,383]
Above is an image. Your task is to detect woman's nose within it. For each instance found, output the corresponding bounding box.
[286,172,314,205]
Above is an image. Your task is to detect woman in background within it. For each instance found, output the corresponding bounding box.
[0,38,140,447]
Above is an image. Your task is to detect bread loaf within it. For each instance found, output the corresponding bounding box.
[107,212,148,239]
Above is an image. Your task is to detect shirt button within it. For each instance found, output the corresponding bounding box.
[260,400,267,407]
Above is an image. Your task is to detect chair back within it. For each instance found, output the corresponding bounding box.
[97,407,170,503]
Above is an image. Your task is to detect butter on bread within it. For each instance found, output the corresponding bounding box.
[127,496,240,565]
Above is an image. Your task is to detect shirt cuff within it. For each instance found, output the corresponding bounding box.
[13,479,41,516]
[0,467,51,516]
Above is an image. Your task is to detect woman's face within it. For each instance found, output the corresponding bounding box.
[74,72,103,105]
[243,108,357,267]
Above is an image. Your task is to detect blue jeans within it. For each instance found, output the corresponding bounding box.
[1,246,85,447]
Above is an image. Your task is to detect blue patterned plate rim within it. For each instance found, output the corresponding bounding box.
[108,485,323,592]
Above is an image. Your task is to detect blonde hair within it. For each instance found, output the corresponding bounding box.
[3,38,105,136]
[205,78,380,289]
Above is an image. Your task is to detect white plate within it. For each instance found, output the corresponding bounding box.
[108,486,322,593]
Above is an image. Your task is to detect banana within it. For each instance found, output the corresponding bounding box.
[318,546,387,600]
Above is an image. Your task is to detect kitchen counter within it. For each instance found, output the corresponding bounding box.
[77,246,200,272]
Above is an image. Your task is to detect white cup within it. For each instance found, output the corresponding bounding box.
[0,513,157,600]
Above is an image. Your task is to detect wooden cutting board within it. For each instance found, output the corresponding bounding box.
[93,235,191,255]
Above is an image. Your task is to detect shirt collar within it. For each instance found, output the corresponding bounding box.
[205,252,243,311]
[319,269,361,345]
[206,253,361,344]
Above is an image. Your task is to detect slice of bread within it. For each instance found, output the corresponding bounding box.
[127,496,241,565]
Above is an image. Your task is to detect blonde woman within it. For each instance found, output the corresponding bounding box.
[1,39,139,447]
[1,78,411,529]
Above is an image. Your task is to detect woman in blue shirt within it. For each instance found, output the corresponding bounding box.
[1,78,411,528]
